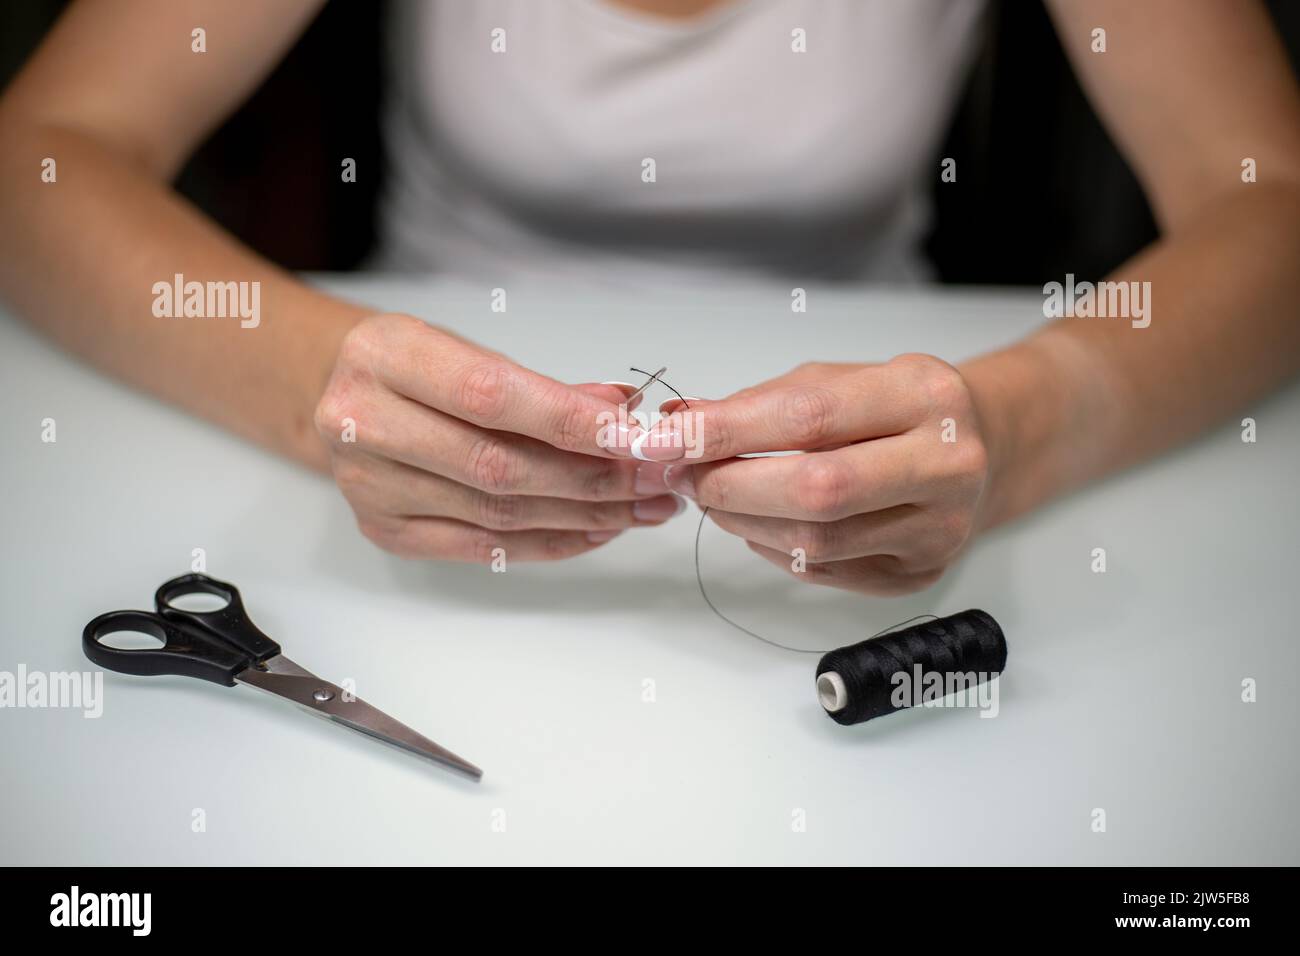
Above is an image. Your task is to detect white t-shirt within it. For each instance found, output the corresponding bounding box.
[374,0,987,286]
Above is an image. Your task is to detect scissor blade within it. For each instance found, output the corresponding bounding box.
[235,657,482,781]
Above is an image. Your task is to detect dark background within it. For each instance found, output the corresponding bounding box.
[3,1,1298,285]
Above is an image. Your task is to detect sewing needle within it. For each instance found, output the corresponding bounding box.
[624,366,667,407]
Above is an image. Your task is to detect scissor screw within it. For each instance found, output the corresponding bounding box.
[313,688,334,703]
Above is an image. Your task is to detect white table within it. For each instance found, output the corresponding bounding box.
[2,276,1296,865]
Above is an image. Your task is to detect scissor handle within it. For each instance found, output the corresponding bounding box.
[153,573,281,662]
[82,610,252,686]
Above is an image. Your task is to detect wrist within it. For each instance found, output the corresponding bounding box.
[287,301,367,472]
[960,335,1079,529]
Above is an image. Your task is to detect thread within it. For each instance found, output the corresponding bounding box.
[629,366,690,408]
[695,507,938,653]
[693,507,1008,725]
[815,610,1007,725]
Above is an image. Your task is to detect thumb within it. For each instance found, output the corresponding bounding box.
[574,380,646,412]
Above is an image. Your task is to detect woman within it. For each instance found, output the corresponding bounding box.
[0,0,1297,594]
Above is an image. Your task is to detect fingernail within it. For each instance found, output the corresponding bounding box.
[631,418,684,461]
[601,381,645,412]
[613,422,647,457]
[663,464,696,499]
[635,460,670,495]
[586,530,623,543]
[633,494,685,522]
[658,396,705,412]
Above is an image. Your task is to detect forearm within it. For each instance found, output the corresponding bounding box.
[965,182,1300,528]
[0,118,368,470]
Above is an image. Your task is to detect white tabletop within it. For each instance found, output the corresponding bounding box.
[2,275,1296,865]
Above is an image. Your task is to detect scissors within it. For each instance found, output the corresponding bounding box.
[82,573,482,781]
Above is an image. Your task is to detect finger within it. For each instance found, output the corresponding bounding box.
[657,396,711,415]
[657,369,854,417]
[745,541,944,596]
[722,362,867,401]
[660,395,852,455]
[577,381,646,413]
[661,394,851,452]
[658,368,862,417]
[666,437,918,520]
[340,388,669,500]
[706,506,919,564]
[661,365,881,442]
[364,516,624,563]
[376,320,642,456]
[658,365,875,415]
[578,381,652,434]
[635,364,922,463]
[342,453,685,530]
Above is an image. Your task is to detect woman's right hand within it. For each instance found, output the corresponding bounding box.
[314,313,682,562]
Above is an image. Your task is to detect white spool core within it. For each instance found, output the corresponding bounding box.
[817,671,848,713]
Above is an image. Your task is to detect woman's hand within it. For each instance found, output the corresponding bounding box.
[314,313,681,562]
[646,355,993,594]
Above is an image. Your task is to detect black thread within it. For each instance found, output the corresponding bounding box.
[694,507,1007,724]
[630,366,690,408]
[694,507,938,653]
[815,610,1007,725]
[662,358,1010,724]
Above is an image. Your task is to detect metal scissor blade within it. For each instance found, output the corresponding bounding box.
[235,656,482,781]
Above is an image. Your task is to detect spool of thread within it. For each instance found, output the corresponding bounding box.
[815,609,1007,725]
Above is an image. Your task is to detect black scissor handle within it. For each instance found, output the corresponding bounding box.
[83,610,252,686]
[153,573,281,663]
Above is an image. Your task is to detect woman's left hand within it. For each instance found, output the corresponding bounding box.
[642,355,994,595]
